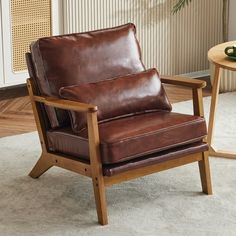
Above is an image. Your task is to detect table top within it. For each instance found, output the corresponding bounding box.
[208,40,236,71]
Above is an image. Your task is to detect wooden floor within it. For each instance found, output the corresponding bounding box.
[0,84,211,138]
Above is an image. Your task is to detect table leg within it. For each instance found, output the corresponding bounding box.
[207,65,221,146]
[207,65,236,159]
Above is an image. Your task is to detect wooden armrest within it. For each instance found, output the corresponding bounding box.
[33,95,97,113]
[160,75,206,89]
[160,76,205,117]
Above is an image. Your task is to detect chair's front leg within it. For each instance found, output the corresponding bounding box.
[198,151,213,195]
[192,88,213,194]
[29,152,53,178]
[87,112,108,225]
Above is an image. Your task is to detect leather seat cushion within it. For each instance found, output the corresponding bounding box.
[103,142,208,176]
[47,111,207,164]
[30,23,145,128]
[59,69,171,132]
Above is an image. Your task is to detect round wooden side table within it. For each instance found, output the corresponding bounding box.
[208,40,236,159]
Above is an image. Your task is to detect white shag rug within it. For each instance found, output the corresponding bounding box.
[0,93,236,236]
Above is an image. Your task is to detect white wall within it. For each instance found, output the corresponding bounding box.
[229,0,236,40]
[0,8,4,86]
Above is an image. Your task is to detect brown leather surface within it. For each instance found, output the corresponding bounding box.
[103,142,208,176]
[47,127,89,160]
[47,111,207,164]
[46,130,207,176]
[30,23,145,128]
[81,111,207,164]
[60,69,171,132]
[25,53,37,84]
[25,53,51,130]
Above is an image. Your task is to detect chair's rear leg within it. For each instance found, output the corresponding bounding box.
[198,151,213,195]
[29,153,53,179]
[92,175,108,225]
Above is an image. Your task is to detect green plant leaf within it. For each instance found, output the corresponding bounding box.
[173,0,193,14]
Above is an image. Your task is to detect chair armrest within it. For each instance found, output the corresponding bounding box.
[160,75,206,89]
[33,95,97,113]
[160,76,206,117]
[27,78,101,167]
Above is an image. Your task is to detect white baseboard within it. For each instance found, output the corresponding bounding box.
[179,70,210,79]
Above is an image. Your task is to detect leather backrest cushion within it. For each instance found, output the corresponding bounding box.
[30,23,145,128]
[59,68,172,133]
[25,53,51,130]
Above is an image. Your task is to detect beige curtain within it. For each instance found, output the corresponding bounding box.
[223,0,229,41]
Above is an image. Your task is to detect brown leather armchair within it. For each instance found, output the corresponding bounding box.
[26,23,212,225]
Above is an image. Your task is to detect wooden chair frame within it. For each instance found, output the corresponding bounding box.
[27,76,212,225]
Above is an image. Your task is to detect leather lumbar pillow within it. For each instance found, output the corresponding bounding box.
[59,68,172,133]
